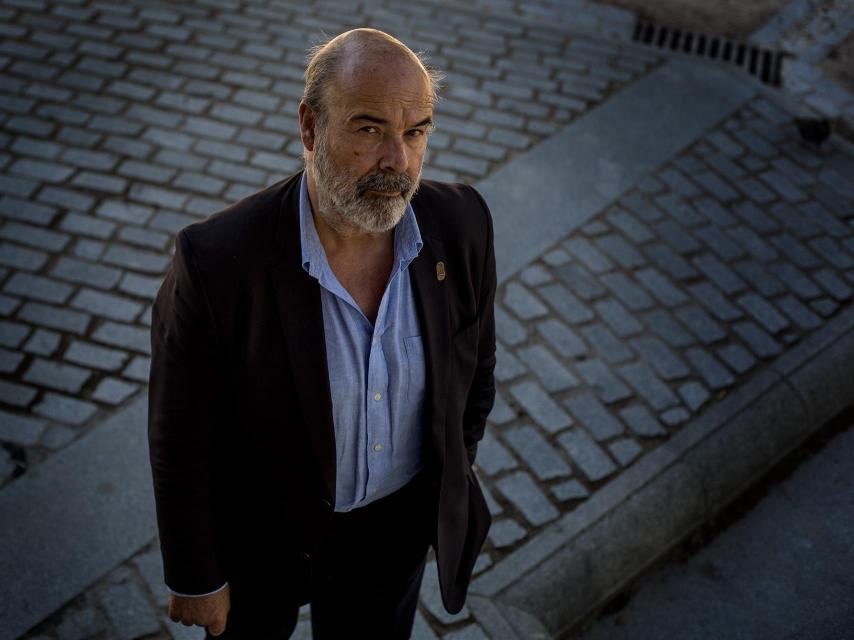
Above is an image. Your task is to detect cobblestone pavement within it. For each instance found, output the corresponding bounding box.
[3,0,854,639]
[0,0,658,486]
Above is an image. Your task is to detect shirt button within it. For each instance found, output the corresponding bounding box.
[373,443,384,452]
[373,392,382,401]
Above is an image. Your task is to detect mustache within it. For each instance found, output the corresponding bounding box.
[356,171,414,196]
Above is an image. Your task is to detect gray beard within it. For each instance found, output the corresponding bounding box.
[308,125,421,234]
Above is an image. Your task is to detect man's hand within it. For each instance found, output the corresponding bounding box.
[168,584,231,636]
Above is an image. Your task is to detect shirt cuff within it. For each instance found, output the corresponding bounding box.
[167,581,229,597]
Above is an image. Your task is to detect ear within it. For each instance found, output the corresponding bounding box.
[298,101,316,152]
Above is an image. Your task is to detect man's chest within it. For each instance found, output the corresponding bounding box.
[328,253,394,325]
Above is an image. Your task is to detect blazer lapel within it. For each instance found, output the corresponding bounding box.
[410,213,452,481]
[268,173,337,502]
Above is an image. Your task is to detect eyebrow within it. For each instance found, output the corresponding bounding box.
[349,114,434,128]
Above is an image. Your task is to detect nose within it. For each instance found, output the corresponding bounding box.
[378,134,407,174]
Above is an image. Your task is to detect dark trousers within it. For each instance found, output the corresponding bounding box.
[205,469,436,639]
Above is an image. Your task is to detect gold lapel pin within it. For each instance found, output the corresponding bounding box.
[436,261,446,281]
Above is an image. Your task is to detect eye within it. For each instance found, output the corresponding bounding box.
[360,126,378,134]
[406,129,426,138]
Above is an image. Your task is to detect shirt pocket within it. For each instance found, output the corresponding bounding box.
[403,335,427,399]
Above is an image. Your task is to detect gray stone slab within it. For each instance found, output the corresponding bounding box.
[479,58,755,283]
[0,395,155,640]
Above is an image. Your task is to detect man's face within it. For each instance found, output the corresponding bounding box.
[307,60,434,234]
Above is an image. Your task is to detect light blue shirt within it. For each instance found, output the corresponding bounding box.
[298,171,427,512]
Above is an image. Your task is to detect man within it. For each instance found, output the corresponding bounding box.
[148,28,496,639]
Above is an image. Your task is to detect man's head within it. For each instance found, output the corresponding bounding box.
[298,28,443,235]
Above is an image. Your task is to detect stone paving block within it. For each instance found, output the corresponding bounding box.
[593,233,646,269]
[494,305,527,347]
[726,226,779,263]
[503,281,548,320]
[536,318,587,359]
[0,319,30,348]
[92,377,139,405]
[487,388,516,425]
[537,282,594,325]
[619,403,668,438]
[64,340,128,372]
[23,357,92,394]
[54,605,104,640]
[0,221,70,253]
[8,158,75,184]
[655,192,706,228]
[684,347,735,390]
[677,380,710,412]
[122,356,151,383]
[674,305,728,345]
[33,392,98,426]
[644,243,698,281]
[767,202,822,240]
[0,294,19,316]
[96,200,154,225]
[118,226,170,251]
[581,322,633,364]
[686,281,743,322]
[563,237,614,273]
[736,292,789,333]
[509,380,573,433]
[628,335,690,381]
[658,167,701,198]
[594,298,643,338]
[0,241,49,271]
[768,262,822,299]
[23,328,61,356]
[800,201,850,238]
[813,268,853,301]
[0,408,48,446]
[101,243,169,274]
[519,264,553,287]
[18,302,91,334]
[550,478,589,503]
[52,256,123,290]
[74,239,107,261]
[92,321,151,354]
[775,294,822,331]
[3,272,73,305]
[812,237,854,269]
[770,233,822,270]
[600,272,654,311]
[732,201,780,234]
[543,248,571,266]
[503,424,572,481]
[99,580,162,640]
[515,344,578,392]
[0,196,57,225]
[562,389,624,441]
[608,437,643,467]
[633,266,688,307]
[618,360,681,411]
[476,429,518,476]
[759,169,808,203]
[692,170,739,202]
[574,358,633,405]
[694,225,747,262]
[557,428,617,482]
[488,518,528,548]
[732,320,783,358]
[653,219,701,255]
[0,379,37,408]
[621,192,664,224]
[715,342,757,375]
[70,288,143,322]
[495,470,559,526]
[495,342,527,383]
[59,213,117,240]
[691,253,747,296]
[553,262,607,300]
[809,298,839,317]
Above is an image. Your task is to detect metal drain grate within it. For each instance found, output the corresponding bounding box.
[632,19,785,87]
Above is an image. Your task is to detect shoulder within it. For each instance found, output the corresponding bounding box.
[175,172,300,269]
[411,179,492,240]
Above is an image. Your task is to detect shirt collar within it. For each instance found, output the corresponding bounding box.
[298,170,423,278]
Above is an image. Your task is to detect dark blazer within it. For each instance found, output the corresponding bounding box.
[147,170,496,631]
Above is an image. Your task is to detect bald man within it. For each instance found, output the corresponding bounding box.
[148,28,496,639]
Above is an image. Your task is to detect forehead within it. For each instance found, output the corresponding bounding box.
[329,58,434,121]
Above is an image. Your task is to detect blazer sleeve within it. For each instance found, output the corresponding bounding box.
[148,228,228,595]
[463,186,497,466]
